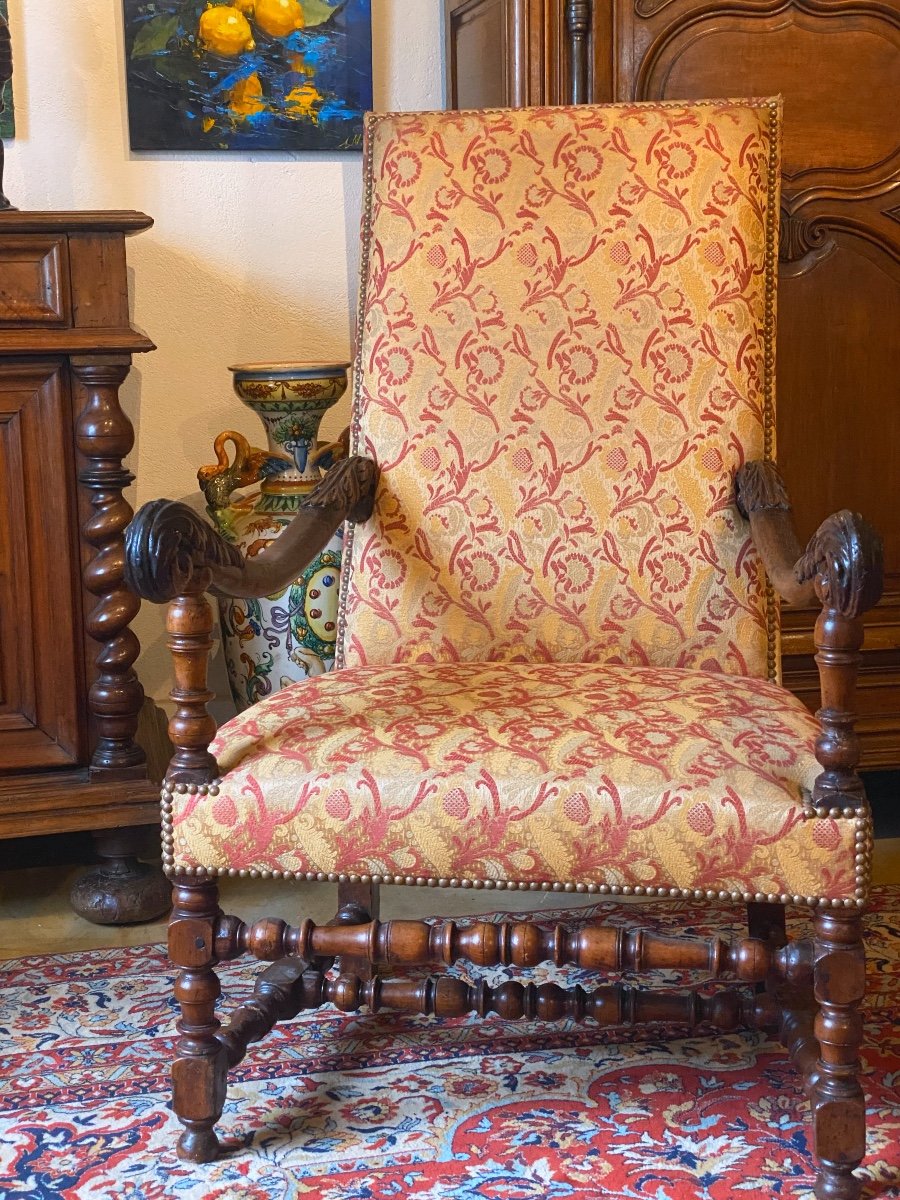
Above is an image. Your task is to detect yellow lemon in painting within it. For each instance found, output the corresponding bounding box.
[286,80,321,121]
[229,72,266,117]
[199,5,255,57]
[254,0,306,38]
[232,0,255,10]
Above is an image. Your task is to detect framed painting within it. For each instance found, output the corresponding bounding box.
[123,1,372,151]
[0,0,13,141]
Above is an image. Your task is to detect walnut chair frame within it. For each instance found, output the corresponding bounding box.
[125,451,882,1200]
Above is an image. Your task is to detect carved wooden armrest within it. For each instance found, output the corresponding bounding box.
[123,455,378,787]
[125,454,378,604]
[735,461,882,614]
[736,460,884,811]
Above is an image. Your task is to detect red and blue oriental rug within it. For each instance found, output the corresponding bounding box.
[1,892,899,1199]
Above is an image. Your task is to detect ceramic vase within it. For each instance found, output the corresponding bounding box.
[198,361,350,711]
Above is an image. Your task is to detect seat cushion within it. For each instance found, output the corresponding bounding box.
[165,663,868,906]
[165,662,868,902]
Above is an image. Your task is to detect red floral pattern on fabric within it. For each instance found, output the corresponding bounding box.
[169,662,866,901]
[338,101,781,676]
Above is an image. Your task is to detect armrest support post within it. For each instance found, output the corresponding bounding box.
[736,462,883,813]
[124,454,379,788]
[167,592,219,787]
[799,512,883,812]
[811,608,865,810]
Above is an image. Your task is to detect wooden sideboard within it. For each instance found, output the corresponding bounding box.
[446,0,900,768]
[0,210,170,922]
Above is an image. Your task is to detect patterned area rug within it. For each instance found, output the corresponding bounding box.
[1,891,899,1200]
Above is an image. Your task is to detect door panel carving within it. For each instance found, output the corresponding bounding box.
[0,361,85,772]
[447,0,900,763]
[636,8,900,193]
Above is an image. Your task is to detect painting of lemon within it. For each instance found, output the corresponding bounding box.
[123,0,372,151]
[198,5,255,55]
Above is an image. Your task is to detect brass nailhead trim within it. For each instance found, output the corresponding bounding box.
[159,784,871,908]
[334,110,378,671]
[762,97,781,685]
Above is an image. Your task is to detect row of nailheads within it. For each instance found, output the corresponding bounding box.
[332,114,378,670]
[160,782,870,909]
[802,805,868,820]
[762,100,781,686]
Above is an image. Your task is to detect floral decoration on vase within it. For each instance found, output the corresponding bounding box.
[198,361,349,710]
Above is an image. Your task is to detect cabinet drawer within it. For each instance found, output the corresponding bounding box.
[0,236,71,326]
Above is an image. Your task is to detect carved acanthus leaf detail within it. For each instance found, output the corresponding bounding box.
[735,460,791,519]
[302,454,378,523]
[796,511,884,618]
[124,500,243,604]
[125,455,379,606]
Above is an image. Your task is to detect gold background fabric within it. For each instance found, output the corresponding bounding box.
[339,100,780,677]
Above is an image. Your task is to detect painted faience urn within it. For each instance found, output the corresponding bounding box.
[198,361,350,711]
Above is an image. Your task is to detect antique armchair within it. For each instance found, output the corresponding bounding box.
[125,99,882,1200]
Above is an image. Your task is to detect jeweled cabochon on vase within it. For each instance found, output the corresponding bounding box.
[198,362,349,710]
[122,0,372,151]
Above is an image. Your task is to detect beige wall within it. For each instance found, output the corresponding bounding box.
[4,0,443,706]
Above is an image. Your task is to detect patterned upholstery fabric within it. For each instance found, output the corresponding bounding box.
[338,100,781,677]
[170,662,864,903]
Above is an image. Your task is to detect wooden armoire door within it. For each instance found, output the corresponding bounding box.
[446,0,900,768]
[446,0,569,108]
[607,0,900,767]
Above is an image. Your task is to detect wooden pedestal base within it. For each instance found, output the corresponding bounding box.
[70,828,171,925]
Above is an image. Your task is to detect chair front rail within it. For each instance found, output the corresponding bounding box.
[216,956,760,1070]
[212,913,814,984]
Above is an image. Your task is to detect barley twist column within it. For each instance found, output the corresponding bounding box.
[73,355,145,773]
[69,354,169,924]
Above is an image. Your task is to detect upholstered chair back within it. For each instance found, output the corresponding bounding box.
[338,100,781,678]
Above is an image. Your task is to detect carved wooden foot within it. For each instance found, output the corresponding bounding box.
[70,827,170,925]
[812,910,866,1200]
[170,878,228,1163]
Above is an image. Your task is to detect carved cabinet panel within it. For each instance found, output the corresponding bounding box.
[0,236,70,325]
[0,360,84,771]
[446,0,900,766]
[0,214,159,834]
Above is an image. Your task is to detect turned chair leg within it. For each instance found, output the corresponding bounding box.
[334,879,380,981]
[747,901,787,946]
[169,877,229,1162]
[811,909,867,1200]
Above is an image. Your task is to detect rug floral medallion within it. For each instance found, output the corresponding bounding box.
[1,893,898,1199]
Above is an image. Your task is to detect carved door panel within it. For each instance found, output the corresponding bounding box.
[612,0,900,764]
[0,360,86,772]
